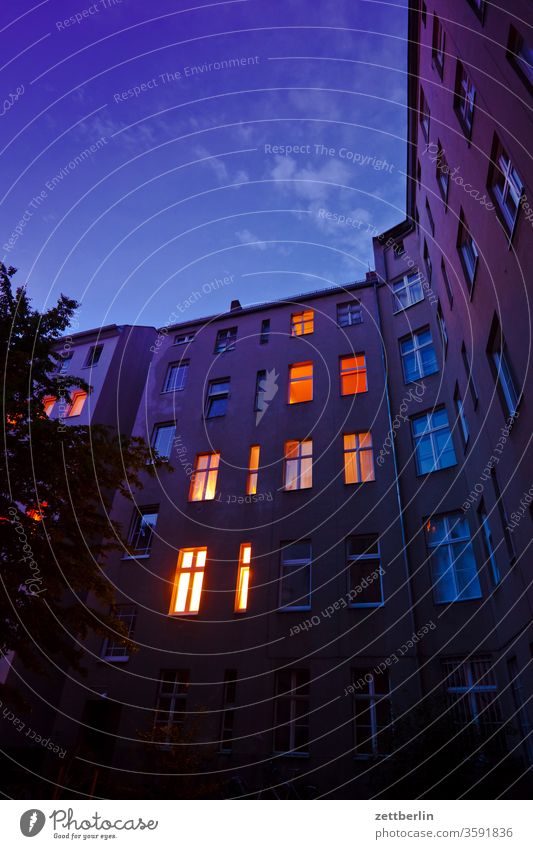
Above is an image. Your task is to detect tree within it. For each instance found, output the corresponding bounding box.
[0,263,160,680]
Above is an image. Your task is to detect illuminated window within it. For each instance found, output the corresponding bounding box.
[426,512,481,603]
[246,445,260,495]
[68,390,87,417]
[205,379,230,418]
[352,669,391,756]
[220,670,238,752]
[235,543,252,612]
[457,210,479,290]
[340,354,367,395]
[454,62,476,137]
[488,136,524,236]
[432,14,445,77]
[290,309,314,336]
[154,670,190,731]
[83,344,103,367]
[151,423,175,460]
[337,301,362,327]
[283,439,312,490]
[170,548,207,614]
[279,540,311,609]
[347,536,383,606]
[391,272,424,311]
[442,657,500,737]
[101,605,136,662]
[419,86,430,140]
[214,327,237,353]
[189,453,220,501]
[288,362,313,404]
[43,396,56,416]
[400,328,438,383]
[163,360,189,392]
[343,433,375,483]
[127,506,158,556]
[273,669,310,754]
[411,408,456,474]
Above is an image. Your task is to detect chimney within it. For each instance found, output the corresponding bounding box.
[230,299,242,311]
[365,271,378,283]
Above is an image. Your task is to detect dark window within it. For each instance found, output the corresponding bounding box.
[507,25,533,94]
[454,384,470,447]
[151,423,175,460]
[214,327,237,353]
[163,361,189,392]
[419,87,430,140]
[454,61,476,137]
[466,0,486,23]
[346,535,383,606]
[206,379,230,418]
[128,506,158,556]
[352,669,392,756]
[461,342,479,408]
[260,319,270,344]
[441,257,453,307]
[220,670,238,753]
[457,210,479,291]
[273,669,310,754]
[488,135,524,237]
[487,315,520,417]
[392,272,424,311]
[421,3,427,26]
[279,540,311,609]
[412,407,456,474]
[154,670,190,733]
[400,327,438,383]
[491,469,516,563]
[84,344,103,367]
[436,142,449,201]
[436,301,448,353]
[337,300,363,327]
[432,14,445,77]
[442,657,500,740]
[423,240,432,282]
[425,198,435,235]
[477,501,501,587]
[174,331,195,345]
[101,605,136,661]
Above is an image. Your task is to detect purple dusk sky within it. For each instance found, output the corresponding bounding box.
[1,0,408,331]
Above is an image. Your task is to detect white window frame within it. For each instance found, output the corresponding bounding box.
[347,535,383,608]
[174,331,195,345]
[442,657,499,733]
[127,506,158,557]
[353,671,391,757]
[214,327,237,353]
[392,272,424,311]
[337,301,363,327]
[478,506,501,586]
[163,361,188,392]
[279,542,312,611]
[491,146,524,235]
[456,63,476,134]
[205,378,230,418]
[411,408,456,474]
[283,439,313,490]
[273,669,310,754]
[426,513,482,603]
[400,328,438,383]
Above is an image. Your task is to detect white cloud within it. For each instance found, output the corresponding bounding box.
[235,229,268,250]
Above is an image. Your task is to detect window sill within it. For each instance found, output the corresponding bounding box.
[161,388,185,394]
[392,298,425,315]
[349,603,384,609]
[100,656,130,663]
[121,553,151,560]
[434,594,482,605]
[277,607,311,613]
[272,751,310,758]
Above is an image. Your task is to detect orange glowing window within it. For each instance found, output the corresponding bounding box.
[284,439,313,490]
[291,310,314,336]
[170,548,207,614]
[235,543,252,612]
[288,362,313,404]
[343,433,375,484]
[340,354,367,395]
[246,445,260,495]
[68,390,88,417]
[189,452,220,501]
[27,501,48,522]
[43,397,56,417]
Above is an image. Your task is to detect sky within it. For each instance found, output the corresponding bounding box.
[1,0,409,332]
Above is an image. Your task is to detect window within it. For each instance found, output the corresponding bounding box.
[487,316,520,417]
[128,506,158,556]
[423,240,432,281]
[347,535,383,606]
[189,453,220,501]
[343,433,375,483]
[457,211,479,290]
[340,354,367,395]
[436,302,448,352]
[288,362,313,404]
[441,257,453,307]
[84,344,103,367]
[205,378,230,418]
[454,62,475,136]
[426,512,481,602]
[68,390,87,417]
[436,142,449,201]
[419,87,430,140]
[432,14,445,76]
[284,439,312,490]
[466,0,486,22]
[507,25,533,94]
[412,408,456,474]
[290,309,314,336]
[220,670,238,753]
[260,319,270,344]
[43,396,56,416]
[488,137,524,236]
[214,327,237,353]
[101,605,136,662]
[461,342,479,407]
[246,445,260,495]
[454,385,470,446]
[478,503,501,586]
[392,272,424,311]
[163,360,188,392]
[352,670,391,756]
[273,669,310,754]
[174,331,195,345]
[491,469,516,563]
[170,548,207,614]
[507,657,533,764]
[154,670,190,732]
[425,198,435,235]
[442,657,500,738]
[337,300,363,327]
[235,543,252,612]
[400,328,438,383]
[151,423,175,460]
[279,541,311,610]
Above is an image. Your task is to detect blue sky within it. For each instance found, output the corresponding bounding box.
[1,0,408,331]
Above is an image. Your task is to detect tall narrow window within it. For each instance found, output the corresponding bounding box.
[288,362,313,404]
[400,328,438,383]
[425,198,435,235]
[260,319,270,344]
[246,445,260,495]
[337,301,363,327]
[487,315,520,417]
[436,142,449,201]
[419,86,430,140]
[461,342,479,407]
[488,136,524,237]
[347,535,383,606]
[273,669,310,754]
[436,302,448,352]
[127,506,158,556]
[283,439,312,490]
[454,61,476,137]
[151,423,175,460]
[154,670,190,733]
[491,469,516,563]
[478,503,501,586]
[457,210,479,291]
[163,361,189,392]
[189,453,220,501]
[68,390,87,417]
[392,272,424,311]
[101,605,136,662]
[442,657,500,738]
[43,396,56,417]
[432,14,446,76]
[220,670,238,753]
[352,670,391,756]
[441,257,453,307]
[507,25,533,94]
[412,408,456,474]
[205,379,230,418]
[343,432,375,483]
[84,344,103,367]
[235,544,252,612]
[279,541,311,609]
[290,309,314,336]
[454,385,470,447]
[170,548,207,614]
[214,327,237,353]
[507,657,533,764]
[423,240,432,281]
[426,513,481,603]
[340,354,367,395]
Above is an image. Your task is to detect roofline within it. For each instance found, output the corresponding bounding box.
[57,323,155,344]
